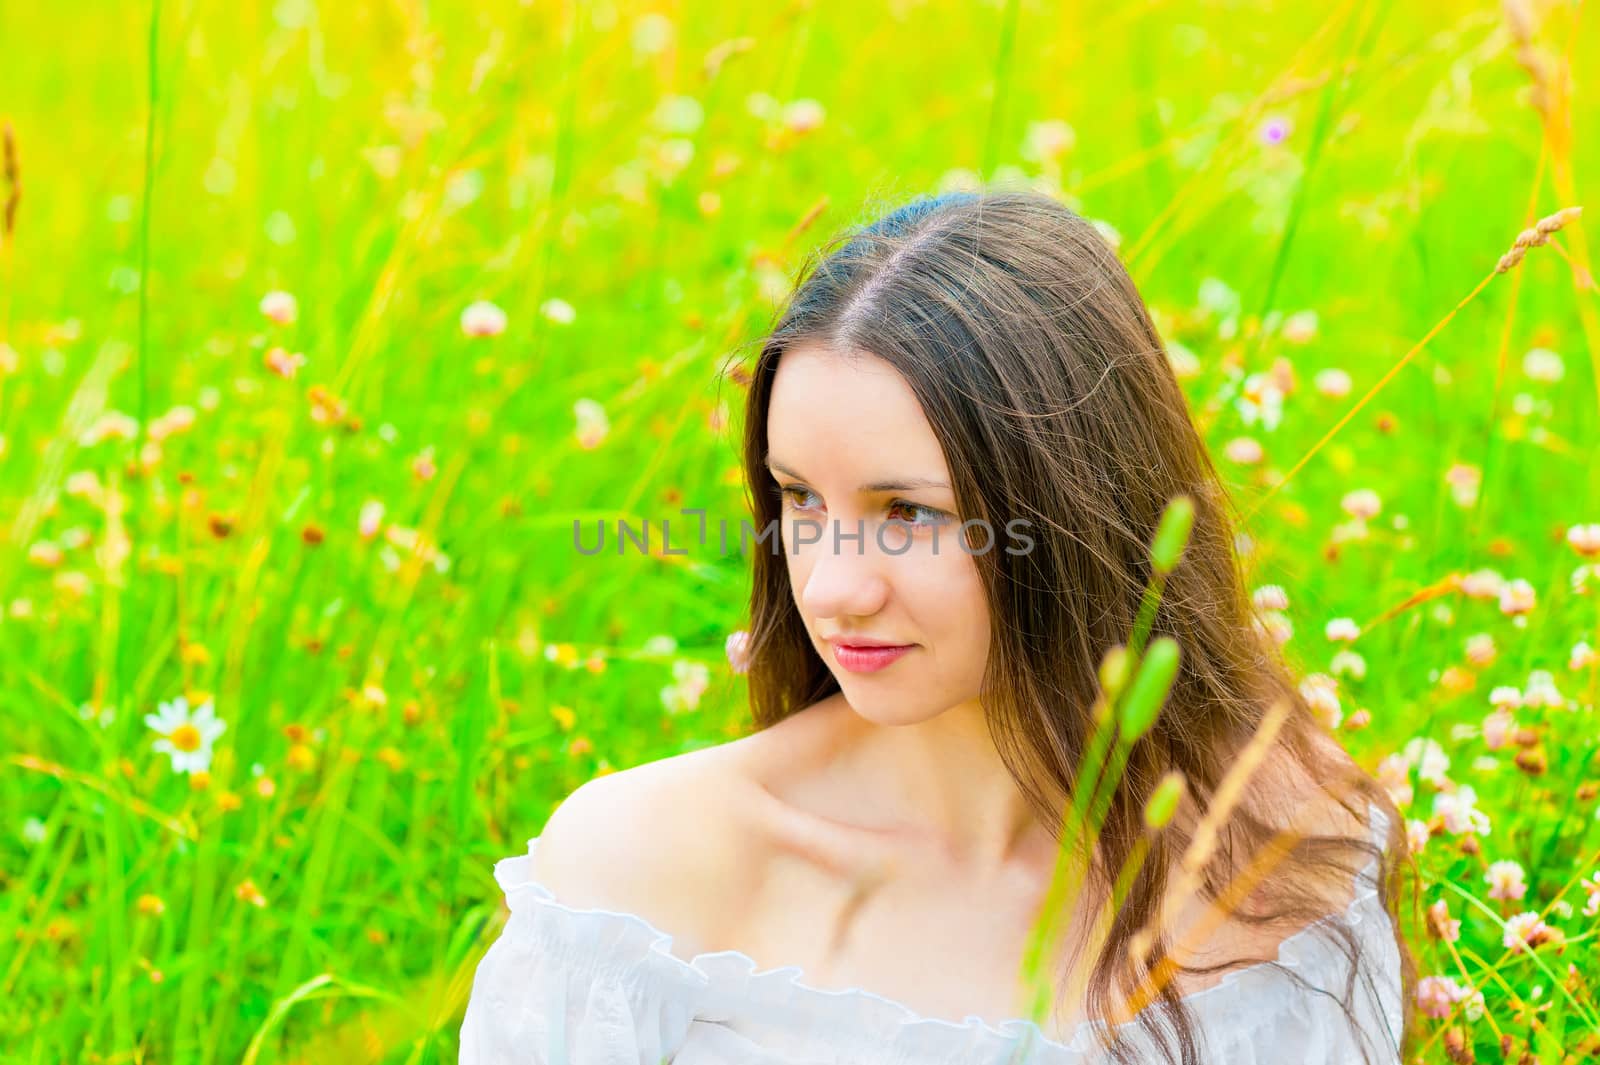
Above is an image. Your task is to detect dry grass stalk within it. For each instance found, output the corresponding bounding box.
[1496,205,1583,274]
[2,120,17,241]
[1114,822,1306,1025]
[1242,205,1584,522]
[1502,0,1552,118]
[1124,697,1292,977]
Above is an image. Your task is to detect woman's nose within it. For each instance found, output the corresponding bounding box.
[795,516,893,619]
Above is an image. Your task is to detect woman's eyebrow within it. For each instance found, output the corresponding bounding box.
[763,455,951,493]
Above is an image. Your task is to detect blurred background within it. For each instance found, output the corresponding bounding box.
[2,0,1598,1061]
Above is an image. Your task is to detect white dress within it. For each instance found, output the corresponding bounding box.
[459,803,1403,1065]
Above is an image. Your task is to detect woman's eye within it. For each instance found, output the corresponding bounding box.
[886,500,951,528]
[777,485,948,530]
[779,485,821,511]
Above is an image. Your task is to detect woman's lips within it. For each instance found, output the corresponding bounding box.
[831,643,915,673]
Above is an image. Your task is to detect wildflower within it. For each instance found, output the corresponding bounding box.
[1377,753,1413,808]
[1488,685,1522,711]
[44,917,78,942]
[1324,617,1360,642]
[1464,633,1496,667]
[411,446,437,481]
[136,894,166,917]
[1572,641,1598,671]
[1432,785,1491,836]
[1252,584,1290,611]
[1581,871,1600,917]
[631,11,672,54]
[1406,819,1431,855]
[1235,372,1284,431]
[725,630,752,674]
[1444,463,1481,508]
[1486,860,1527,901]
[540,298,576,325]
[1417,975,1472,1019]
[65,470,105,505]
[1258,116,1291,146]
[1522,347,1565,382]
[1255,611,1293,647]
[1282,310,1318,344]
[144,406,194,446]
[264,346,306,379]
[460,300,507,338]
[1440,665,1472,697]
[1313,367,1351,398]
[1164,341,1201,379]
[259,290,297,325]
[1523,670,1565,710]
[1299,673,1342,730]
[1340,489,1382,521]
[1568,524,1600,558]
[575,398,609,449]
[1022,119,1076,162]
[660,659,711,715]
[383,524,450,574]
[652,95,704,135]
[1329,649,1367,680]
[1502,911,1554,953]
[1482,709,1514,751]
[1459,568,1506,599]
[1498,578,1536,617]
[306,384,351,426]
[1427,899,1461,942]
[782,98,826,133]
[234,879,268,908]
[359,499,385,539]
[143,696,226,776]
[1403,737,1451,787]
[1223,437,1263,464]
[1515,745,1548,776]
[78,410,139,447]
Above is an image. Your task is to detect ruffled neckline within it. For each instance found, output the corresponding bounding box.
[491,802,1391,1060]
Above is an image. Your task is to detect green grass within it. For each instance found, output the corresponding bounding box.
[1,0,1598,1061]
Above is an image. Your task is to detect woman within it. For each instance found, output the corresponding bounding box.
[459,189,1416,1064]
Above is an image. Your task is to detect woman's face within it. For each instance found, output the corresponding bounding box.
[764,341,991,725]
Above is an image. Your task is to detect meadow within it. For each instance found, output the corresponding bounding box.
[2,0,1599,1061]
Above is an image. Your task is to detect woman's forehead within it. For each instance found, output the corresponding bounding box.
[768,345,951,484]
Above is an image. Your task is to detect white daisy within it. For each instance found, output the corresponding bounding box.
[144,696,226,776]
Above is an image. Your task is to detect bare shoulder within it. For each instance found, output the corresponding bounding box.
[530,698,857,956]
[530,734,783,958]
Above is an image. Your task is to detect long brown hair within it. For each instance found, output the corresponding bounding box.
[728,188,1418,1064]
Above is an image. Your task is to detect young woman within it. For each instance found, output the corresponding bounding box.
[459,189,1416,1064]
